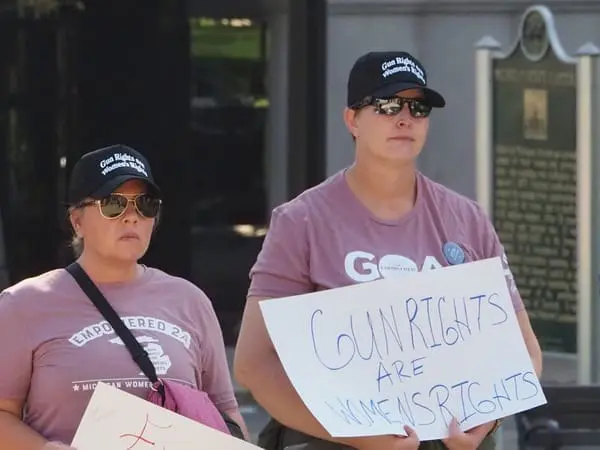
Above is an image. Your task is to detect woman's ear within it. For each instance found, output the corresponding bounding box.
[69,208,83,237]
[343,107,360,139]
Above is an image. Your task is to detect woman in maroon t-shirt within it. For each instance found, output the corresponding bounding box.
[0,145,248,449]
[234,51,542,450]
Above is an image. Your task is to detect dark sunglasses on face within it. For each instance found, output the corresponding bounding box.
[78,193,162,219]
[354,96,433,118]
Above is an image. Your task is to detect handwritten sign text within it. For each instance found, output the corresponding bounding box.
[259,258,546,441]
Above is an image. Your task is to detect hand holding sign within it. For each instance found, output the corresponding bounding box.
[442,417,490,449]
[259,258,546,441]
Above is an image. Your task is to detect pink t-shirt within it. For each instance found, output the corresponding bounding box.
[0,267,237,443]
[249,170,523,312]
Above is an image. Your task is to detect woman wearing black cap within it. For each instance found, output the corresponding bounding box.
[0,145,247,449]
[234,51,542,450]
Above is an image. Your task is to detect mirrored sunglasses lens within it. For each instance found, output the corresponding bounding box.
[375,99,402,115]
[135,195,161,218]
[381,104,402,115]
[99,195,128,218]
[410,101,432,117]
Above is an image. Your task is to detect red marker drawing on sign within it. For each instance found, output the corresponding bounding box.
[119,413,173,449]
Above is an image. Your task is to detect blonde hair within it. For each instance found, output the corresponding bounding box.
[68,206,84,258]
[71,234,84,258]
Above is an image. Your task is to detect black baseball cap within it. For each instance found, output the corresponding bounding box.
[347,51,445,108]
[68,144,160,205]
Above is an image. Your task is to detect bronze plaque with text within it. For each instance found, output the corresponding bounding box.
[492,45,577,353]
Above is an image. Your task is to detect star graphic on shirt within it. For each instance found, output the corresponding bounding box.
[72,384,80,392]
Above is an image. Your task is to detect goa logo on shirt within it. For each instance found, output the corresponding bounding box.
[344,251,443,283]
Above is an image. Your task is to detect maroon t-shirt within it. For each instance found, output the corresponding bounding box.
[249,169,523,312]
[0,267,237,443]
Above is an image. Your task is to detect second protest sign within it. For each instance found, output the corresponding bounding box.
[259,257,546,441]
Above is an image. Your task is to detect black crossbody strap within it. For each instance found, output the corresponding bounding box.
[66,262,245,440]
[66,262,162,392]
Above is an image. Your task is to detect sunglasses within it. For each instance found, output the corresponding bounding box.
[78,193,162,219]
[354,96,433,118]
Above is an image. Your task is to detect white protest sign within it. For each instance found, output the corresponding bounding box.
[259,257,546,441]
[72,382,259,450]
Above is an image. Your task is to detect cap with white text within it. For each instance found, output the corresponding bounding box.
[67,144,160,205]
[347,51,446,108]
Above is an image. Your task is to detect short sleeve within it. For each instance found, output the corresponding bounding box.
[248,205,314,298]
[0,290,34,401]
[478,213,525,313]
[196,292,238,412]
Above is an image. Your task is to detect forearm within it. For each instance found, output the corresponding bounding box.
[0,411,48,450]
[531,350,543,378]
[516,310,543,378]
[237,353,375,449]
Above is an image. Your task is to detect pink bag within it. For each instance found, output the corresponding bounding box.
[146,380,231,435]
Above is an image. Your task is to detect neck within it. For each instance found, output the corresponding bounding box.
[77,251,141,284]
[347,157,417,201]
[345,152,418,221]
